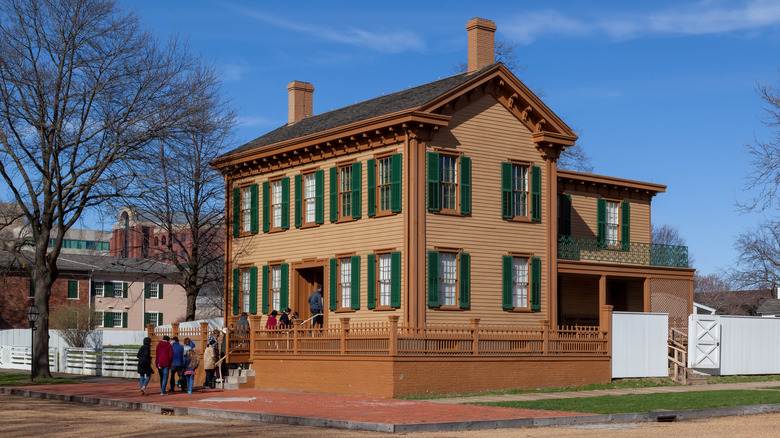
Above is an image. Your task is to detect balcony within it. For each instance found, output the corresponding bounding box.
[558,235,689,268]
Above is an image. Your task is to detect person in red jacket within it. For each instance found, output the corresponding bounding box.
[155,335,174,395]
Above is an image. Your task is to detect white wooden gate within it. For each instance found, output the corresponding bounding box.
[688,315,720,369]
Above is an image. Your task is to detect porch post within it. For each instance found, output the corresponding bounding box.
[292,320,300,355]
[171,322,180,340]
[340,317,350,355]
[470,318,480,355]
[388,315,399,356]
[643,277,650,312]
[599,305,613,357]
[250,315,261,358]
[540,320,550,355]
[598,275,607,311]
[199,322,209,348]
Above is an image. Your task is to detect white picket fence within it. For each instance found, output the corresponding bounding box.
[0,346,138,378]
[0,329,146,349]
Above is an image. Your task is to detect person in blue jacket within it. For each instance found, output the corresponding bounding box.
[169,336,185,392]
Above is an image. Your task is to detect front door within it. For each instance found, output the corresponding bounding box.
[294,266,324,324]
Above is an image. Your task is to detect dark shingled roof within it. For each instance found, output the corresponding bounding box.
[221,64,499,158]
[1,250,179,275]
[757,299,780,315]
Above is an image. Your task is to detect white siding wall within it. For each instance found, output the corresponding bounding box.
[689,314,780,375]
[612,312,669,378]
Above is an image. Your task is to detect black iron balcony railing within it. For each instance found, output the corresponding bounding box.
[558,235,689,268]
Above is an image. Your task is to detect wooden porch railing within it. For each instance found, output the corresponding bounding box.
[668,327,688,384]
[223,316,609,358]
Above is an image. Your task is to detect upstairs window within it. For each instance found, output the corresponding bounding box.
[439,155,458,211]
[427,151,470,215]
[330,162,362,221]
[271,179,282,229]
[502,162,540,221]
[339,166,353,219]
[241,186,252,233]
[304,173,317,224]
[606,201,620,246]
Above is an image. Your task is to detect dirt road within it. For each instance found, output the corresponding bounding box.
[2,393,780,437]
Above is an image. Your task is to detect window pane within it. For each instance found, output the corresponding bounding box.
[339,258,351,308]
[113,312,122,327]
[439,156,458,210]
[378,253,392,306]
[113,282,123,297]
[378,158,392,212]
[271,265,281,312]
[272,180,282,228]
[241,187,251,232]
[439,252,457,306]
[607,201,619,245]
[512,257,529,308]
[241,269,251,312]
[512,165,528,216]
[304,173,316,222]
[339,167,352,217]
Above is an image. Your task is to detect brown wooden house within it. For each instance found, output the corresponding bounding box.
[208,18,694,396]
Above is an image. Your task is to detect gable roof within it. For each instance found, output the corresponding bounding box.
[221,64,498,159]
[757,299,780,315]
[0,250,179,276]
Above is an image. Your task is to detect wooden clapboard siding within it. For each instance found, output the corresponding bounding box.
[425,94,547,324]
[229,143,405,324]
[566,191,651,244]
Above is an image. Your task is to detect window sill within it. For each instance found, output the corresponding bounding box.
[431,305,466,311]
[267,228,289,234]
[334,217,358,224]
[334,308,356,313]
[505,308,535,313]
[371,210,399,218]
[429,210,465,217]
[299,222,322,229]
[372,306,398,311]
[505,216,534,223]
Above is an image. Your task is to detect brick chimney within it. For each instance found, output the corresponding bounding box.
[287,81,314,125]
[466,18,497,74]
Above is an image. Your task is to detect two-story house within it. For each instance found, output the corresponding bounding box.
[209,18,693,396]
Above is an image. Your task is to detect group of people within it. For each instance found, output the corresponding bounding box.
[136,330,222,396]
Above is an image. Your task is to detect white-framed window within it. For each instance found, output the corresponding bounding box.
[96,311,104,328]
[606,200,620,246]
[339,257,352,309]
[241,186,251,233]
[512,164,529,217]
[147,312,162,327]
[113,312,123,327]
[270,265,282,312]
[148,283,160,299]
[439,252,458,306]
[241,268,251,313]
[112,281,124,298]
[271,179,282,228]
[440,155,458,211]
[304,172,316,224]
[512,256,529,309]
[377,157,392,212]
[377,253,392,307]
[93,281,104,297]
[338,165,353,219]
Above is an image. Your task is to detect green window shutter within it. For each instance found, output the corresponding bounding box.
[391,153,402,213]
[460,156,471,215]
[122,282,128,298]
[329,258,337,311]
[459,252,470,309]
[426,152,440,211]
[280,263,289,310]
[232,187,240,237]
[596,198,606,247]
[329,167,338,222]
[262,265,269,314]
[250,183,259,234]
[104,311,113,328]
[561,194,572,236]
[621,201,631,250]
[366,254,376,309]
[232,268,239,315]
[350,255,360,310]
[281,177,290,230]
[351,162,362,219]
[294,174,302,228]
[390,251,401,308]
[68,280,78,299]
[249,266,258,314]
[144,313,150,326]
[315,170,325,224]
[531,257,541,311]
[104,281,114,297]
[501,162,512,218]
[158,313,163,325]
[502,255,513,310]
[144,283,150,299]
[262,181,270,233]
[158,284,163,300]
[531,165,542,221]
[122,312,128,328]
[367,158,376,217]
[427,250,440,307]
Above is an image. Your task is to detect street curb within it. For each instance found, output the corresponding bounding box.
[4,386,780,433]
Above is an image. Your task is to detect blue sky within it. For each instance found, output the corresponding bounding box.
[122,0,780,277]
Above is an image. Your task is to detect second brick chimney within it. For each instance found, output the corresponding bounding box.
[287,81,314,125]
[466,18,497,74]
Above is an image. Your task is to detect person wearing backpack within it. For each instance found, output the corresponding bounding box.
[184,346,200,394]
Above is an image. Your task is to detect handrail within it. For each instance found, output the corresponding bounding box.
[559,235,689,268]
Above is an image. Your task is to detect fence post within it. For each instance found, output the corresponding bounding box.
[292,320,300,355]
[540,320,550,355]
[171,322,180,341]
[600,305,613,356]
[470,318,480,356]
[340,318,350,355]
[388,315,399,356]
[250,315,261,359]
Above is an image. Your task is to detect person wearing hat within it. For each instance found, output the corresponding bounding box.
[155,335,174,395]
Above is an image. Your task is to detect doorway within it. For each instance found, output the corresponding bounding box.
[294,266,324,324]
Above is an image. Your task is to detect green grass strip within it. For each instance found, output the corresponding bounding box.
[0,372,82,386]
[475,390,780,414]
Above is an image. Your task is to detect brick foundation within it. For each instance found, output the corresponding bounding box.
[251,355,611,397]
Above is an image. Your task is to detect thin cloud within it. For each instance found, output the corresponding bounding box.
[503,0,780,43]
[227,5,425,53]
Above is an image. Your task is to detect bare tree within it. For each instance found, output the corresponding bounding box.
[50,302,100,348]
[693,271,733,293]
[733,219,780,289]
[0,0,220,378]
[118,87,235,320]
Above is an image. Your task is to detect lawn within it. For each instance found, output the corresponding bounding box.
[0,372,82,386]
[475,390,780,414]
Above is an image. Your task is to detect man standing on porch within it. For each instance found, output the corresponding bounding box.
[308,283,323,328]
